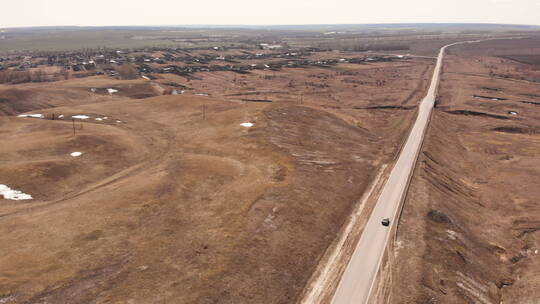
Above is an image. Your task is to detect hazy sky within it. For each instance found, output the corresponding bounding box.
[2,0,540,28]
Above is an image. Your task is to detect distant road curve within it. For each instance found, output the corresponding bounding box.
[331,40,481,304]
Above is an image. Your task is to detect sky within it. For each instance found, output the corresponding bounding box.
[2,0,540,28]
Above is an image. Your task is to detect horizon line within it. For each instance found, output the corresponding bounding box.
[3,22,540,30]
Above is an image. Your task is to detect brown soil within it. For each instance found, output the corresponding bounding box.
[0,78,160,116]
[0,55,433,303]
[390,38,540,303]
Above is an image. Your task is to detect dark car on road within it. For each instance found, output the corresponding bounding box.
[381,217,390,226]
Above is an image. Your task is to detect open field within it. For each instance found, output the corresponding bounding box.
[0,40,434,303]
[2,26,540,303]
[390,37,540,303]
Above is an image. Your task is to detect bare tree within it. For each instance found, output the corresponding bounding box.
[115,64,138,80]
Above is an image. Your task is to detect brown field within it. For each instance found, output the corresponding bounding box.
[3,27,540,304]
[0,49,433,303]
[390,37,540,303]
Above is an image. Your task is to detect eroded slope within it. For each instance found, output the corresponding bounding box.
[391,38,540,304]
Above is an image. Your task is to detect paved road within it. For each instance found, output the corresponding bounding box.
[331,41,478,304]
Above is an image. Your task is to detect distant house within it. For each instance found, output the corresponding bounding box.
[259,43,282,50]
[94,55,106,64]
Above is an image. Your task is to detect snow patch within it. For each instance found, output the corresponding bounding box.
[58,115,64,119]
[142,75,150,80]
[447,230,458,240]
[18,114,44,119]
[95,118,103,121]
[240,122,254,128]
[0,184,33,200]
[107,88,118,94]
[72,115,90,119]
[70,152,83,157]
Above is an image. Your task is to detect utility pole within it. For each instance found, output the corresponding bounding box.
[243,100,248,122]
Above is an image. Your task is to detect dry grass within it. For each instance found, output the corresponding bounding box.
[0,56,433,303]
[391,38,540,304]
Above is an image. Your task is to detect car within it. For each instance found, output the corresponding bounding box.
[381,217,390,226]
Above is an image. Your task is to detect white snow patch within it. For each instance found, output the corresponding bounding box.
[58,115,64,118]
[142,75,150,80]
[107,88,118,94]
[0,184,33,200]
[18,114,44,119]
[70,152,83,157]
[90,88,97,93]
[447,230,458,240]
[240,122,254,128]
[95,118,103,121]
[72,115,90,119]
[509,111,518,115]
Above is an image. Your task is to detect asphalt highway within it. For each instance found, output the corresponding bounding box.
[331,41,478,304]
